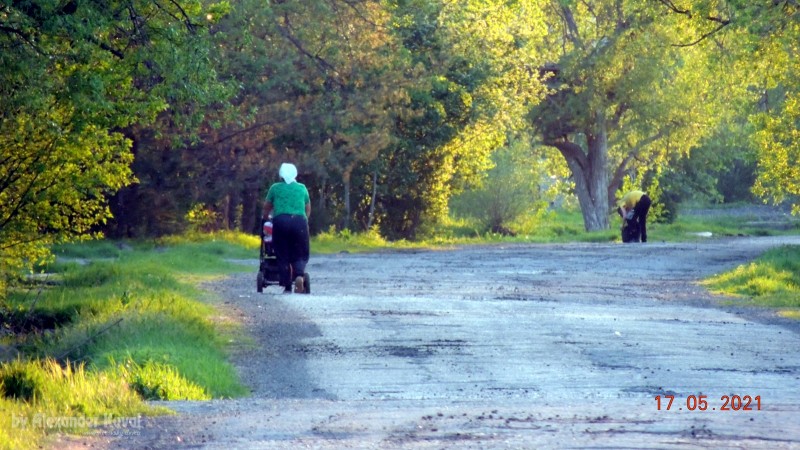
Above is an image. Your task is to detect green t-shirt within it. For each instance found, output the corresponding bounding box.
[266,182,310,217]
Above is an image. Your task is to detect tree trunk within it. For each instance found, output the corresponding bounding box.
[221,194,231,230]
[550,115,611,231]
[366,170,378,230]
[241,188,257,234]
[343,176,351,231]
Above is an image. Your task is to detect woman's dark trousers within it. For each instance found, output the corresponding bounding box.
[272,214,310,289]
[632,194,652,243]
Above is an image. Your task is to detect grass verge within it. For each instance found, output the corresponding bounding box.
[0,234,253,450]
[701,245,800,317]
[310,205,799,253]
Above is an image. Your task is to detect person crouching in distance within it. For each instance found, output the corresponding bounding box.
[617,190,652,243]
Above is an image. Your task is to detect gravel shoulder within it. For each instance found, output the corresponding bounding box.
[57,235,800,449]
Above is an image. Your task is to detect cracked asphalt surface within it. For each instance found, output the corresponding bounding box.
[71,236,800,449]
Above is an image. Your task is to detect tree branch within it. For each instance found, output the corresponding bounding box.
[653,0,732,24]
[559,4,584,49]
[654,0,732,46]
[88,35,125,59]
[327,0,384,29]
[276,13,345,88]
[545,137,589,175]
[153,0,199,34]
[607,128,669,203]
[212,118,278,145]
[656,0,690,16]
[673,22,729,47]
[0,24,46,55]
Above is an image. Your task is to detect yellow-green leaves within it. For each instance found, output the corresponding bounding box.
[0,0,227,298]
[753,92,800,214]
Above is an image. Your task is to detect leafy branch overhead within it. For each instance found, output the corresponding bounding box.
[0,0,229,292]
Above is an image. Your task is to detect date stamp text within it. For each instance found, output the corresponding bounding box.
[655,394,762,411]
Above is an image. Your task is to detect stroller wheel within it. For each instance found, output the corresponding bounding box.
[257,272,264,293]
[303,273,311,294]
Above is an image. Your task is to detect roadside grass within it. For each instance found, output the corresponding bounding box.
[310,206,798,254]
[310,211,618,253]
[0,235,252,450]
[525,206,799,243]
[0,358,159,450]
[701,245,800,317]
[656,214,799,241]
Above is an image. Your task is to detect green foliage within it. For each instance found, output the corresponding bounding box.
[702,245,800,309]
[658,117,759,216]
[376,0,548,238]
[450,139,549,233]
[661,1,799,214]
[1,0,231,297]
[529,0,731,231]
[3,0,799,263]
[113,359,210,401]
[312,226,424,253]
[0,358,158,450]
[752,91,800,214]
[186,204,223,233]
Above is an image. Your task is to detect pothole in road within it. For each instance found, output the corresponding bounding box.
[365,309,441,317]
[382,339,467,358]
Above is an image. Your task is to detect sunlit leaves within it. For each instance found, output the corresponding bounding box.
[0,0,227,293]
[752,92,800,214]
[527,0,734,230]
[741,5,800,214]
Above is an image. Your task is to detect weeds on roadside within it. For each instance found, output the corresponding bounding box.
[0,358,161,450]
[0,238,250,449]
[701,245,800,313]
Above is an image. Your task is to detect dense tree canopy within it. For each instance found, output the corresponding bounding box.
[529,0,734,230]
[2,0,799,291]
[0,0,228,292]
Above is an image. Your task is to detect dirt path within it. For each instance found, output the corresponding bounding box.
[62,236,800,449]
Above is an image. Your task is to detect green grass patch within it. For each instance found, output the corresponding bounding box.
[779,310,800,320]
[701,245,800,311]
[310,206,797,252]
[1,236,252,449]
[312,227,430,253]
[0,358,164,450]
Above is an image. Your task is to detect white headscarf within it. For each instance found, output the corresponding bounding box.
[279,163,298,184]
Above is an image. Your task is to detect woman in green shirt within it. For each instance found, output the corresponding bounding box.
[263,163,311,293]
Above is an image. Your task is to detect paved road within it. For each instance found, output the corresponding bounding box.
[91,236,800,449]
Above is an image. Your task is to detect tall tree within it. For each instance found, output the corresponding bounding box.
[652,0,799,214]
[108,0,410,236]
[530,0,724,231]
[380,0,548,238]
[743,3,800,214]
[1,0,227,290]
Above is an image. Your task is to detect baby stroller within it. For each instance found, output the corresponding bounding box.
[257,217,311,293]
